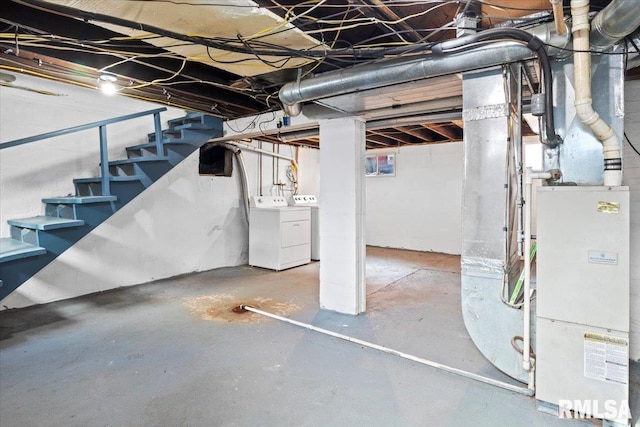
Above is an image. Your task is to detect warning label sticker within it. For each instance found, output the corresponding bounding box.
[584,332,628,385]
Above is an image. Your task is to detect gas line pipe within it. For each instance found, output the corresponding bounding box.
[241,304,534,396]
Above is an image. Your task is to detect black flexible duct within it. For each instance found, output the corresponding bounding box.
[433,28,562,148]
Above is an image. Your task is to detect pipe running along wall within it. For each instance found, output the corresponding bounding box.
[215,141,299,195]
[571,0,623,186]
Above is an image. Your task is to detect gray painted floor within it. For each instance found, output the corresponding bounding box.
[1,247,637,426]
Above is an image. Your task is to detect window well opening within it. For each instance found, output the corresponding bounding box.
[199,145,233,176]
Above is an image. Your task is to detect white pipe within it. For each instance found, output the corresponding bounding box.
[224,141,298,173]
[215,143,251,222]
[241,305,535,396]
[223,141,299,195]
[570,0,623,187]
[549,0,567,35]
[523,168,552,389]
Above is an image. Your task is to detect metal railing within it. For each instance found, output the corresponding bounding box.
[0,107,167,197]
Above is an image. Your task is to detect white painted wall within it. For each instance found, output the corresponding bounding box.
[365,142,463,254]
[286,142,464,255]
[623,80,640,361]
[297,146,320,195]
[0,75,290,308]
[0,74,186,237]
[239,141,299,198]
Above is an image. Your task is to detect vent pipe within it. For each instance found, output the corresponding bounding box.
[571,0,623,186]
[280,23,569,147]
[549,0,567,35]
[590,0,640,51]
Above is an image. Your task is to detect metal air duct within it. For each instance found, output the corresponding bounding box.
[279,23,569,146]
[590,0,640,51]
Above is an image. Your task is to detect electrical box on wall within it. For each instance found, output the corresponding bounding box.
[536,186,630,424]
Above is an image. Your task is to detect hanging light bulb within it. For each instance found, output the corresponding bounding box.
[97,72,118,96]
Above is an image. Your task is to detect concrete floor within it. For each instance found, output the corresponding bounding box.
[1,247,637,426]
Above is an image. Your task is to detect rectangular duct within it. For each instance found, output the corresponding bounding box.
[544,48,625,185]
[460,66,529,383]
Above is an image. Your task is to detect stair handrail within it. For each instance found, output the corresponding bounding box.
[0,107,167,197]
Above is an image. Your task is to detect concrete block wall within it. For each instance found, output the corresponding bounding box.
[624,80,640,361]
[365,142,464,255]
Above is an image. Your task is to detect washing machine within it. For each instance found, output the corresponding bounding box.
[290,195,319,260]
[249,195,310,270]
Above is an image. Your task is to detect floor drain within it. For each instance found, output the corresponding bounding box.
[231,305,248,314]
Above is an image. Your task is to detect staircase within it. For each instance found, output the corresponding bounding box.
[0,112,222,301]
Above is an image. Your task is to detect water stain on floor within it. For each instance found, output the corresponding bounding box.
[185,294,301,323]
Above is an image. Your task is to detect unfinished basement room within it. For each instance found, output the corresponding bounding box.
[1,0,639,426]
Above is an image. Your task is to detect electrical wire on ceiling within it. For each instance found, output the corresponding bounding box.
[4,0,566,69]
[8,0,455,61]
[2,0,594,120]
[0,28,268,93]
[254,0,460,46]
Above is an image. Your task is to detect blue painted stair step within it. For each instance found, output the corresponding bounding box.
[8,216,85,230]
[0,238,46,263]
[0,113,223,301]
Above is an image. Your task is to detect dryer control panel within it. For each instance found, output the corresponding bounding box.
[251,196,288,208]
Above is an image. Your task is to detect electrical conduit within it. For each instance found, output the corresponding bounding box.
[241,305,534,396]
[570,0,623,187]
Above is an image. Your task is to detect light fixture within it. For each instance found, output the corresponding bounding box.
[97,72,118,96]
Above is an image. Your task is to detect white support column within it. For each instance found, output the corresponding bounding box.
[318,117,366,314]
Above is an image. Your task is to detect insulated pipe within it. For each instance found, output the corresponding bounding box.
[241,305,535,396]
[571,0,623,186]
[523,168,553,390]
[549,0,567,35]
[590,0,640,51]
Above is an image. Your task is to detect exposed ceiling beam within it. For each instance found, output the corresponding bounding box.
[366,132,396,147]
[351,0,423,43]
[451,120,464,129]
[369,129,420,145]
[420,123,460,141]
[396,125,436,142]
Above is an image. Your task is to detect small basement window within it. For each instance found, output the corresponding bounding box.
[199,145,233,177]
[365,153,396,177]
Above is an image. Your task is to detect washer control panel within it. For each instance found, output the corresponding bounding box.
[291,195,318,206]
[251,196,288,208]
